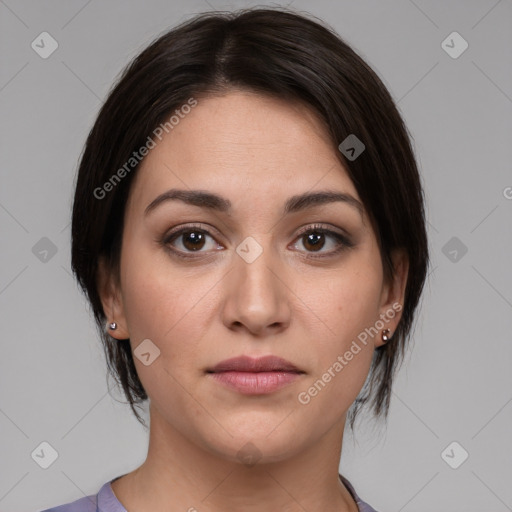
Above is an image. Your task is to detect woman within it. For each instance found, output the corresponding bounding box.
[42,7,428,512]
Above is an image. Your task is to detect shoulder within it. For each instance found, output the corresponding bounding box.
[340,474,381,512]
[38,494,97,512]
[37,479,117,512]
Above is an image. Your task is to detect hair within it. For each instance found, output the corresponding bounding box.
[71,7,429,432]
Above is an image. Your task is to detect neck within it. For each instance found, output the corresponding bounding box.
[111,404,359,512]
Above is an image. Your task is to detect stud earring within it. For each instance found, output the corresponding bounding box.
[381,329,391,343]
[108,322,117,330]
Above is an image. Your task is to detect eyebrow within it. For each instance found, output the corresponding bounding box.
[144,188,364,217]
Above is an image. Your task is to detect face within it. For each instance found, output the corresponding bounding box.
[99,90,408,464]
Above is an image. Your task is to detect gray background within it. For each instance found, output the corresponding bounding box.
[1,0,511,511]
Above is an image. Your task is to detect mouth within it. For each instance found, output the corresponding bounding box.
[206,355,305,395]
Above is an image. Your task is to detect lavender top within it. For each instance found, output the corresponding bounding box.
[39,474,379,512]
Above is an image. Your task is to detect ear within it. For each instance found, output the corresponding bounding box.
[375,248,409,348]
[96,256,130,339]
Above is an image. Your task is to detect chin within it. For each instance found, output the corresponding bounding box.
[198,421,306,466]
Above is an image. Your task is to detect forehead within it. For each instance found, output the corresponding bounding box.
[127,90,360,213]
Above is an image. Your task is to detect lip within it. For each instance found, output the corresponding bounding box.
[208,355,302,373]
[206,355,304,395]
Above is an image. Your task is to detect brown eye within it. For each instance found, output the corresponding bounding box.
[292,225,354,258]
[179,231,207,251]
[163,224,224,259]
[302,232,326,252]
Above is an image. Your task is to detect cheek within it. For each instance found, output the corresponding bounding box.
[309,256,384,350]
[118,246,214,417]
[294,256,383,413]
[119,239,220,367]
[336,270,382,338]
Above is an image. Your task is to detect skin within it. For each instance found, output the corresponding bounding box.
[98,90,408,512]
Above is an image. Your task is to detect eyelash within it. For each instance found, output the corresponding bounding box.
[161,223,354,260]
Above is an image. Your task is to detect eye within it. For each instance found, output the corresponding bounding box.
[291,224,354,257]
[163,224,223,258]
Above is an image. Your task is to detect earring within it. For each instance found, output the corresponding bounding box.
[108,321,117,331]
[381,329,391,343]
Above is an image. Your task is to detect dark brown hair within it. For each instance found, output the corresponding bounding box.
[71,7,429,431]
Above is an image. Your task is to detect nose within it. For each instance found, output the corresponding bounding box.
[221,240,291,337]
